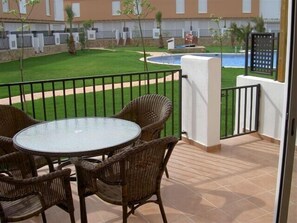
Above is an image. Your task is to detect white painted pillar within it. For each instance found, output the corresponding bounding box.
[8,34,17,49]
[53,33,60,45]
[181,55,221,151]
[37,33,44,52]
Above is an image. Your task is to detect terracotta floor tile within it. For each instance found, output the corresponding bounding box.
[16,135,297,223]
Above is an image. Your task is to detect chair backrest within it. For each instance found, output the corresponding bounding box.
[0,105,39,138]
[113,94,172,140]
[114,136,178,203]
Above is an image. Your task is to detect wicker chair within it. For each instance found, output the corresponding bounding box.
[112,94,173,177]
[0,105,56,172]
[113,94,172,141]
[73,136,178,223]
[0,152,75,223]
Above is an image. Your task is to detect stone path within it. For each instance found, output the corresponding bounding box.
[0,62,179,105]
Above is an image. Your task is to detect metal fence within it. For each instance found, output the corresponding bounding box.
[17,35,32,48]
[44,35,55,45]
[0,38,9,50]
[220,84,260,139]
[0,69,183,139]
[60,33,69,44]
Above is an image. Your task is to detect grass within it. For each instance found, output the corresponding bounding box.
[0,48,243,87]
[0,47,247,138]
[0,49,177,83]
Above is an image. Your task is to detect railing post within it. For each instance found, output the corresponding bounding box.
[181,55,221,152]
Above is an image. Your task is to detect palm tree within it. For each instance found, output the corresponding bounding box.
[229,22,238,47]
[65,5,76,55]
[252,16,266,33]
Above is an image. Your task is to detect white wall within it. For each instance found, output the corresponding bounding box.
[181,55,221,149]
[237,75,285,140]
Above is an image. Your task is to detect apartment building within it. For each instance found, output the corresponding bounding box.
[0,0,281,39]
[0,0,65,34]
[64,0,281,38]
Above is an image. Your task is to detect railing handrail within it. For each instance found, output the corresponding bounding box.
[0,69,181,87]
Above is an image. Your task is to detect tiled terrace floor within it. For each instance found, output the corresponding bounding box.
[21,134,297,223]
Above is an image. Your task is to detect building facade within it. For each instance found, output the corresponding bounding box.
[0,0,65,34]
[0,0,281,39]
[63,0,280,38]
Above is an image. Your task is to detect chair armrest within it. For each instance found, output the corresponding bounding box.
[0,169,71,192]
[0,136,17,154]
[73,153,127,186]
[141,122,164,140]
[0,191,43,202]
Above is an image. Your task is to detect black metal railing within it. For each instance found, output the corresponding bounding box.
[0,69,182,139]
[220,84,260,139]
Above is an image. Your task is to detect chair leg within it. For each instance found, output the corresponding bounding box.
[122,204,128,223]
[69,211,76,223]
[41,212,47,223]
[79,196,88,223]
[157,194,168,223]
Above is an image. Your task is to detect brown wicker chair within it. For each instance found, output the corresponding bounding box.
[73,136,178,223]
[113,94,172,141]
[0,105,56,172]
[112,94,173,177]
[0,152,75,223]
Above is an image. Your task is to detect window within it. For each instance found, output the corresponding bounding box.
[198,0,207,13]
[112,1,120,15]
[46,0,50,16]
[54,0,64,21]
[176,0,185,14]
[242,0,251,13]
[2,0,9,12]
[134,0,142,15]
[19,0,26,14]
[72,3,80,17]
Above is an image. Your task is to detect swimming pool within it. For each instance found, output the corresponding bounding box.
[147,53,277,68]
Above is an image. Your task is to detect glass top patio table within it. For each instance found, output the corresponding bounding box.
[13,117,141,157]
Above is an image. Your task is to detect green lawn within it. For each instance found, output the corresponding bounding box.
[0,47,246,138]
[0,48,244,87]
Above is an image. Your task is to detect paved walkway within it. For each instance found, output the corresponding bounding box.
[0,60,179,105]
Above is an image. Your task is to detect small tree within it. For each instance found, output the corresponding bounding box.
[65,5,76,55]
[79,20,93,50]
[155,11,164,48]
[120,0,155,71]
[209,16,229,66]
[8,0,40,111]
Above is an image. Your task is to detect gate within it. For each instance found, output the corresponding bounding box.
[220,84,260,139]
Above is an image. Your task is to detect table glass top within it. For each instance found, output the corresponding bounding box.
[13,117,141,156]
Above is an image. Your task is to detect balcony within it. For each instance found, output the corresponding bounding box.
[24,133,295,223]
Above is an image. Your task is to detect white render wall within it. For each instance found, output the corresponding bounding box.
[237,75,285,141]
[181,55,221,149]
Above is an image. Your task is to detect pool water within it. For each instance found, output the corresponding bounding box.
[147,53,277,68]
